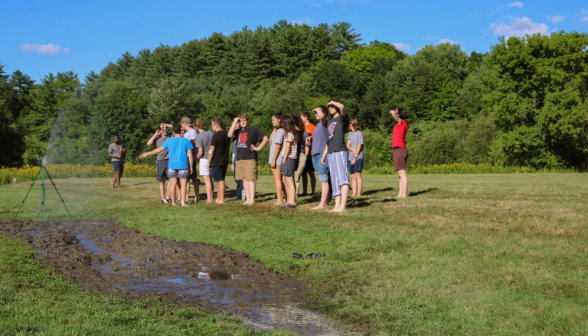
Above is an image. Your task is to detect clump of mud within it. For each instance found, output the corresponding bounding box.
[0,220,349,335]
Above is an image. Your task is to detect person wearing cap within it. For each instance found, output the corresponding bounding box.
[321,99,350,212]
[181,117,200,203]
[228,113,269,205]
[390,108,410,198]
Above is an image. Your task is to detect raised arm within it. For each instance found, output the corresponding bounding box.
[331,101,347,117]
[147,129,161,146]
[228,117,240,138]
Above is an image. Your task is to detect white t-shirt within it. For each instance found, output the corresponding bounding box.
[183,129,198,158]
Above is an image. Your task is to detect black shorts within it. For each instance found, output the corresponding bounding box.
[211,165,227,182]
[156,160,169,181]
[188,162,198,179]
[280,158,298,176]
[112,161,124,174]
[304,155,315,172]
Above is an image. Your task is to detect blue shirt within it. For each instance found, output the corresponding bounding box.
[162,137,194,170]
[311,120,329,156]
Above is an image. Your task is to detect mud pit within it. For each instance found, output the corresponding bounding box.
[0,220,348,335]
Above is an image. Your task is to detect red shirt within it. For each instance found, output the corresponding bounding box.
[392,120,408,148]
[304,123,316,151]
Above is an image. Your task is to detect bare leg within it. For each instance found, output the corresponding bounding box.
[179,178,188,206]
[333,184,349,212]
[194,178,200,203]
[397,170,408,198]
[310,172,316,194]
[350,174,357,197]
[169,178,178,206]
[204,175,214,202]
[115,170,121,188]
[272,166,283,205]
[329,196,341,212]
[356,172,363,197]
[159,181,166,201]
[284,176,296,206]
[245,180,256,205]
[216,181,226,204]
[242,179,250,205]
[312,182,330,210]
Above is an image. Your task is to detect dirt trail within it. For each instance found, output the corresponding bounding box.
[0,220,351,335]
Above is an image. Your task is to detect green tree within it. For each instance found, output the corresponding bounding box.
[343,45,398,78]
[486,31,588,168]
[147,78,204,124]
[330,22,363,59]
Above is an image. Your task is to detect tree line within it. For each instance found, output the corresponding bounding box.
[1,21,587,170]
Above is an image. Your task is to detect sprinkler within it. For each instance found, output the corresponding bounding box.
[13,160,72,221]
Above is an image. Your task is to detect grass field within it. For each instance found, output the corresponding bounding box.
[1,174,588,335]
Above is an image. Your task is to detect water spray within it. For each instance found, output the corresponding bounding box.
[13,157,72,220]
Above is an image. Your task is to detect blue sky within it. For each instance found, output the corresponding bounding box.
[2,0,587,83]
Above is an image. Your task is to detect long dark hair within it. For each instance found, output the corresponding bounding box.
[281,116,299,143]
[272,112,284,128]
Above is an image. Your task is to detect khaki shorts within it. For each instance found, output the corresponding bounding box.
[235,159,258,181]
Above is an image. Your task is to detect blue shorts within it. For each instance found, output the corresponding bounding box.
[348,158,364,174]
[112,161,124,174]
[304,155,315,172]
[311,154,329,183]
[211,165,227,182]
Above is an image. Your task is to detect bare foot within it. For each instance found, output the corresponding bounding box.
[243,201,249,205]
[332,207,346,212]
[181,204,189,207]
[274,201,283,205]
[111,181,114,188]
[117,185,121,189]
[217,202,225,205]
[246,201,254,206]
[328,208,338,212]
[206,200,214,203]
[172,203,177,207]
[312,205,325,210]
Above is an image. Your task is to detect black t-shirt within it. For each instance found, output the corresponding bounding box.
[234,127,266,161]
[327,115,348,154]
[209,130,231,167]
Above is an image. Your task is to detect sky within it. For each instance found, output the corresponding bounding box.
[2,0,587,83]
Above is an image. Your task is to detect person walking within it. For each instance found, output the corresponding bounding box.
[228,114,268,205]
[300,112,316,195]
[308,105,331,210]
[346,118,364,197]
[268,113,285,205]
[194,119,214,202]
[390,108,409,198]
[208,117,231,204]
[108,135,126,189]
[146,123,172,203]
[279,116,299,209]
[139,123,194,206]
[321,99,350,212]
[181,117,199,203]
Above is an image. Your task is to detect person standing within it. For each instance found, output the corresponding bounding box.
[346,118,364,197]
[268,113,285,205]
[208,117,231,204]
[181,117,199,203]
[390,108,409,198]
[108,135,126,189]
[194,119,214,203]
[231,140,245,200]
[293,115,309,196]
[308,105,331,210]
[300,112,317,195]
[146,123,172,203]
[321,99,350,212]
[139,123,193,206]
[279,116,299,209]
[228,114,269,205]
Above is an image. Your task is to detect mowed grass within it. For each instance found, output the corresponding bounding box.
[1,174,588,335]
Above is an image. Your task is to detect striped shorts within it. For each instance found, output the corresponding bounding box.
[327,151,350,197]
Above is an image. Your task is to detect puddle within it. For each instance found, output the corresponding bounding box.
[0,220,351,335]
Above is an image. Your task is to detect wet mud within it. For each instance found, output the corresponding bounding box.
[0,220,350,335]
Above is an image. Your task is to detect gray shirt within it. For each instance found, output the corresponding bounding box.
[196,129,213,159]
[347,131,364,160]
[108,143,125,162]
[184,129,198,158]
[154,135,169,160]
[269,128,285,166]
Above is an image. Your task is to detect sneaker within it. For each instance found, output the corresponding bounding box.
[161,198,171,204]
[292,253,304,259]
[306,253,325,259]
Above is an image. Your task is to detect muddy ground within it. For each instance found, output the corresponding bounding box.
[0,220,350,335]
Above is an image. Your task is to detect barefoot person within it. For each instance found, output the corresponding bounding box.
[300,111,317,195]
[293,115,309,197]
[280,116,299,209]
[268,113,285,205]
[181,117,199,203]
[228,114,268,205]
[321,99,350,212]
[108,135,126,189]
[208,117,231,204]
[146,123,172,203]
[347,118,364,197]
[390,108,409,198]
[194,119,214,202]
[139,124,193,206]
[309,105,331,210]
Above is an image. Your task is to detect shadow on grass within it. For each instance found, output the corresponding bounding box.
[362,187,394,196]
[347,197,396,208]
[409,188,438,197]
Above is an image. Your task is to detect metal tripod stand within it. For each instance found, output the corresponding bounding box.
[13,165,72,220]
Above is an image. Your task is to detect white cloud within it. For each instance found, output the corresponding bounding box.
[311,3,320,6]
[291,17,312,25]
[548,15,565,24]
[490,17,549,38]
[17,43,71,56]
[438,39,459,45]
[507,2,523,9]
[392,43,410,53]
[425,36,440,40]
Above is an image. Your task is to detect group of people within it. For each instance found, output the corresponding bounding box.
[108,99,410,211]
